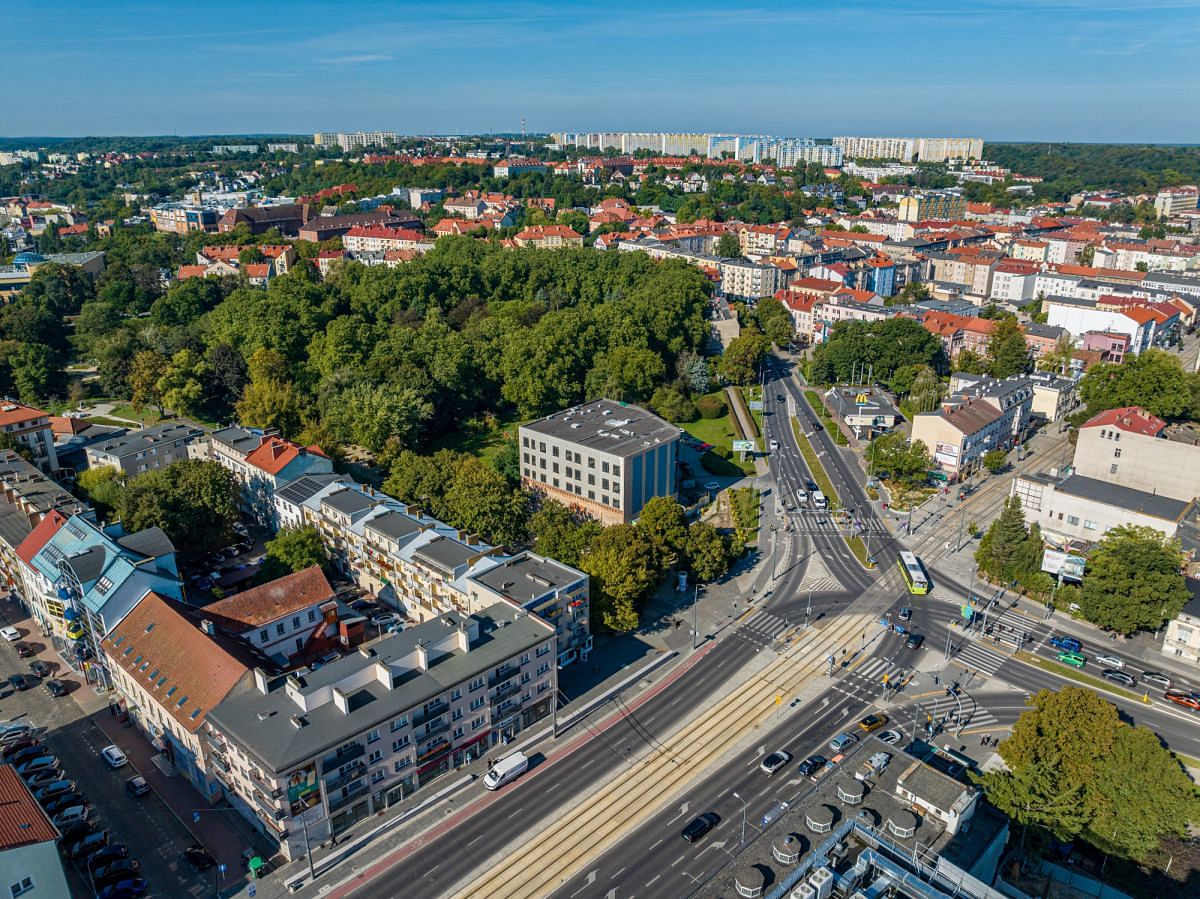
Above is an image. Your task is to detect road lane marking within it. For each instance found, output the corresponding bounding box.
[671,854,686,868]
[505,806,524,820]
[646,875,661,888]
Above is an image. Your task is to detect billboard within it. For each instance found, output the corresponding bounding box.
[287,761,320,816]
[1041,549,1086,582]
[933,441,959,467]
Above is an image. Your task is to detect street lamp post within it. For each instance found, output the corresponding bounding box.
[732,791,748,847]
[692,583,700,651]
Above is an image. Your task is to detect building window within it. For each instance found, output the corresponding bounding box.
[470,676,484,691]
[602,478,609,490]
[537,662,551,676]
[1067,515,1080,525]
[452,707,463,721]
[259,629,269,643]
[1110,464,1119,474]
[392,736,410,752]
[391,715,409,731]
[552,478,559,489]
[367,729,380,744]
[552,446,559,457]
[612,464,621,476]
[1113,448,1121,458]
[451,688,462,701]
[292,616,301,629]
[472,716,486,730]
[612,481,620,493]
[1084,520,1097,530]
[552,462,559,474]
[470,696,485,711]
[587,474,595,486]
[371,769,386,784]
[369,749,383,763]
[10,877,35,898]
[587,457,595,469]
[522,436,529,448]
[275,623,285,636]
[394,757,412,773]
[602,461,610,473]
[308,609,317,623]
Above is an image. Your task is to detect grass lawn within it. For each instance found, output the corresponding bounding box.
[1015,651,1149,704]
[426,412,526,463]
[683,398,756,476]
[730,487,760,543]
[741,385,764,436]
[804,389,848,446]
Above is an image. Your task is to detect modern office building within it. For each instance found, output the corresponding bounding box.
[206,602,556,858]
[519,399,680,525]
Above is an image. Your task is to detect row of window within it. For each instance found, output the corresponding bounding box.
[257,608,319,642]
[1050,511,1098,530]
[522,469,621,508]
[521,437,621,476]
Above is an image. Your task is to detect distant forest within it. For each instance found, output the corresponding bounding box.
[984,142,1200,196]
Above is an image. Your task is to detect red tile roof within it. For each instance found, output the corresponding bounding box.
[201,566,335,630]
[103,592,251,734]
[245,436,326,476]
[0,401,47,429]
[0,765,59,848]
[176,264,210,280]
[15,510,68,567]
[788,277,843,294]
[1080,407,1166,437]
[244,263,272,278]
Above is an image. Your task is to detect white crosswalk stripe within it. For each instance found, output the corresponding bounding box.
[952,640,1008,677]
[916,695,1000,732]
[741,609,791,638]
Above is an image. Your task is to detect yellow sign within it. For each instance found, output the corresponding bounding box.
[775,693,783,705]
[882,673,890,685]
[855,393,869,406]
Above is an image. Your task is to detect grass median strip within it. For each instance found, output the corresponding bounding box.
[792,416,874,568]
[804,389,847,446]
[1015,650,1149,703]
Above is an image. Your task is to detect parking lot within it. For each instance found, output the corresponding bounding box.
[1,611,224,898]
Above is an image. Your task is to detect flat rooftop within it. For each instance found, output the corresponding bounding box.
[471,552,583,602]
[1025,472,1191,522]
[521,399,680,459]
[89,422,202,459]
[696,736,1005,899]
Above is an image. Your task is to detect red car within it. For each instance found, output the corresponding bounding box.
[1165,690,1200,711]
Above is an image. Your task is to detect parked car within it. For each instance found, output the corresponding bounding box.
[681,812,721,843]
[759,750,792,775]
[369,612,400,629]
[1094,654,1124,670]
[1049,635,1082,653]
[97,879,148,899]
[44,679,69,697]
[51,805,89,827]
[310,651,341,670]
[28,660,52,677]
[125,775,150,797]
[0,725,35,745]
[58,820,93,845]
[23,767,63,788]
[878,730,904,746]
[2,738,40,759]
[32,780,75,802]
[797,755,828,778]
[858,714,888,733]
[0,625,20,641]
[1142,671,1174,690]
[9,745,47,766]
[14,641,34,658]
[93,859,141,885]
[191,577,213,591]
[65,830,108,860]
[829,733,859,753]
[1102,669,1137,688]
[9,673,36,691]
[184,844,215,871]
[88,845,129,870]
[350,600,377,614]
[45,793,88,817]
[16,755,59,777]
[100,745,128,769]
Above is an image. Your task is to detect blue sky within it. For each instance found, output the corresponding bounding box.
[5,0,1199,141]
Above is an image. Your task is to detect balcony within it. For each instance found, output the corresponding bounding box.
[210,753,230,774]
[250,789,284,820]
[495,698,521,719]
[491,682,520,704]
[204,732,226,753]
[413,700,449,726]
[328,782,369,814]
[321,742,365,775]
[489,664,519,687]
[324,760,366,793]
[420,719,450,740]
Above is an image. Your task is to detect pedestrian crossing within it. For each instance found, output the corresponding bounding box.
[735,609,793,648]
[950,641,1008,678]
[783,511,889,536]
[906,694,1002,736]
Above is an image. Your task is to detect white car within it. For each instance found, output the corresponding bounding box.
[1094,654,1124,670]
[759,750,792,775]
[100,745,128,769]
[1,626,20,642]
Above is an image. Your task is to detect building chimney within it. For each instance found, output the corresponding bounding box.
[253,668,269,694]
[200,619,216,636]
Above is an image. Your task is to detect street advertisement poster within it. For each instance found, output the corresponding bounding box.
[1041,549,1086,582]
[287,761,320,815]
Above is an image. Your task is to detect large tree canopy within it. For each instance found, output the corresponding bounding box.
[810,317,947,384]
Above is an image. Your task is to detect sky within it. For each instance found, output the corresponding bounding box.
[5,0,1199,142]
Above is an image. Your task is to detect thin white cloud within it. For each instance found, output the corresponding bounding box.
[319,53,392,65]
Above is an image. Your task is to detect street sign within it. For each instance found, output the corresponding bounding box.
[248,887,256,898]
[748,400,763,411]
[732,440,756,453]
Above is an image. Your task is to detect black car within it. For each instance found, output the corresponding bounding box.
[14,641,35,658]
[44,792,87,816]
[1102,669,1137,688]
[98,880,148,899]
[9,673,36,691]
[88,844,129,871]
[184,844,215,871]
[45,679,68,697]
[906,633,925,650]
[66,830,109,859]
[798,754,829,778]
[8,745,44,765]
[1,738,39,759]
[805,480,818,493]
[28,660,52,677]
[681,812,721,843]
[23,768,63,788]
[59,819,94,845]
[93,859,141,885]
[125,775,150,797]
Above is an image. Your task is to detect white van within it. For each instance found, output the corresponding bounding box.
[812,490,828,510]
[483,751,529,790]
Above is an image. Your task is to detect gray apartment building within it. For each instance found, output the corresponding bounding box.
[84,422,205,475]
[519,399,680,525]
[205,602,556,859]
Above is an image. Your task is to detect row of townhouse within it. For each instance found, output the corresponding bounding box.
[341,225,434,254]
[273,476,592,668]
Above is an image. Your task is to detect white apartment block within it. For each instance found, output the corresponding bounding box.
[206,604,557,858]
[313,131,398,152]
[834,136,982,162]
[1154,187,1199,219]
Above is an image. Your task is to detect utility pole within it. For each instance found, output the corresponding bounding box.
[944,627,953,662]
[804,590,812,629]
[692,583,700,650]
[732,791,748,846]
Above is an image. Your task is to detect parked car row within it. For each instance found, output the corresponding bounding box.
[1,728,147,897]
[1047,636,1192,696]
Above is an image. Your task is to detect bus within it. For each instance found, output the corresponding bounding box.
[897,551,930,594]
